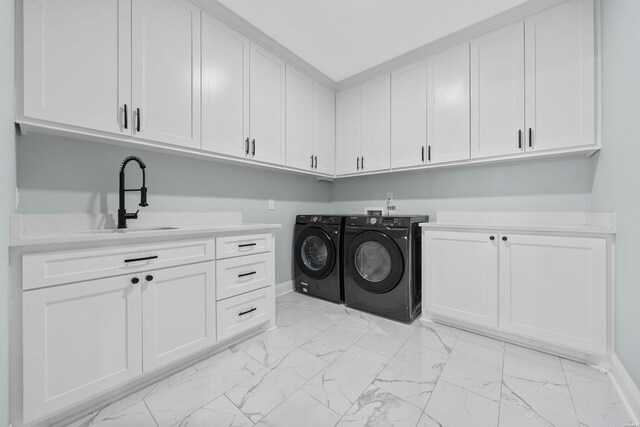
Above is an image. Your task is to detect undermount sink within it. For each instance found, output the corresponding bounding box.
[74,227,179,234]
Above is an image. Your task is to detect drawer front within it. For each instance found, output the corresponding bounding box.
[217,287,273,341]
[216,253,273,300]
[216,233,272,259]
[23,238,215,290]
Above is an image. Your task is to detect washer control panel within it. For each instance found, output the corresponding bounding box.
[296,215,342,225]
[345,215,429,228]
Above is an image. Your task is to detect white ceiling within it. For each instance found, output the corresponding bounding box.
[216,0,530,82]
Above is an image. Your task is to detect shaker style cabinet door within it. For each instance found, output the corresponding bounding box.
[22,275,143,425]
[285,65,314,171]
[391,60,427,169]
[426,43,471,164]
[22,0,132,135]
[499,234,606,354]
[424,231,498,328]
[312,82,336,176]
[524,0,595,152]
[470,22,525,159]
[335,85,362,175]
[142,263,216,371]
[249,43,286,166]
[201,12,250,158]
[360,74,391,173]
[131,0,201,148]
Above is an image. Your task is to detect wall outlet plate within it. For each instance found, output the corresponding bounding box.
[268,199,275,210]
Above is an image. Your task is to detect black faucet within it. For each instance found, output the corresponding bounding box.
[118,156,148,229]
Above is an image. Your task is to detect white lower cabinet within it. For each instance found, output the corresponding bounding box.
[424,231,498,328]
[423,229,608,356]
[142,263,216,371]
[21,234,275,425]
[23,275,143,425]
[499,233,606,354]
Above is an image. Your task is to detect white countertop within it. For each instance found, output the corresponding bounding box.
[9,212,281,247]
[419,211,616,235]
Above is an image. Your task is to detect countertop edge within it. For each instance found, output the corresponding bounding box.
[419,222,615,235]
[9,223,282,248]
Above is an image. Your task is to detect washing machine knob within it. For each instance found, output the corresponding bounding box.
[369,217,378,225]
[312,216,319,223]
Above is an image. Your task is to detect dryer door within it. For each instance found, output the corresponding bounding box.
[346,231,404,293]
[295,227,336,279]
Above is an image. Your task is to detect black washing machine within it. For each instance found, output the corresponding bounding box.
[343,215,428,323]
[293,215,344,303]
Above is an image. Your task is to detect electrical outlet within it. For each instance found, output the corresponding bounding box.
[268,199,275,210]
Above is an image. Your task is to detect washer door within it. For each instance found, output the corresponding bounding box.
[295,227,336,279]
[347,231,404,294]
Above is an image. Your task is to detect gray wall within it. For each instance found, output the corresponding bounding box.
[1,0,16,425]
[17,134,333,284]
[591,0,640,386]
[331,156,595,215]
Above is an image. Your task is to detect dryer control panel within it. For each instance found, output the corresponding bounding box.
[296,215,342,225]
[345,215,429,227]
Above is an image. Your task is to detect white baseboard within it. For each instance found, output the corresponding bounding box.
[608,353,640,423]
[275,280,294,297]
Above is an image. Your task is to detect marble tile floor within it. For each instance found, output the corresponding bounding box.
[67,292,633,427]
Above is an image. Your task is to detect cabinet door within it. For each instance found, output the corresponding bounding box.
[142,262,216,371]
[391,60,427,169]
[312,82,336,176]
[525,0,595,151]
[499,234,606,354]
[132,0,201,148]
[471,22,525,159]
[335,85,362,175]
[23,275,142,425]
[427,43,471,164]
[201,12,250,158]
[424,230,498,328]
[285,65,314,171]
[361,74,391,172]
[23,0,131,134]
[250,43,286,165]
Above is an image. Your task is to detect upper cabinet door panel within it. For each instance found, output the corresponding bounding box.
[427,43,471,164]
[361,74,391,172]
[285,65,314,171]
[23,0,131,134]
[201,12,250,158]
[312,82,336,176]
[391,60,427,169]
[132,0,201,148]
[250,43,286,166]
[335,85,362,175]
[471,22,525,159]
[525,0,595,151]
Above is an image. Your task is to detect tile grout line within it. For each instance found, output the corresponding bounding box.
[142,399,160,427]
[559,357,583,425]
[496,340,507,427]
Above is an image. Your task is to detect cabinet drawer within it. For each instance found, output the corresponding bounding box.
[216,253,272,300]
[217,287,273,341]
[216,233,272,259]
[23,238,215,290]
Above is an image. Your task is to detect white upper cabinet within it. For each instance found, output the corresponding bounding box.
[471,22,525,159]
[361,74,391,173]
[22,0,132,135]
[201,13,250,158]
[391,60,427,169]
[336,85,362,175]
[285,65,314,171]
[249,43,286,166]
[525,0,595,152]
[131,0,201,148]
[426,43,471,164]
[312,82,336,175]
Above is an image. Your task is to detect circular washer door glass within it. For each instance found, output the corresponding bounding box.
[301,235,328,271]
[354,241,392,282]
